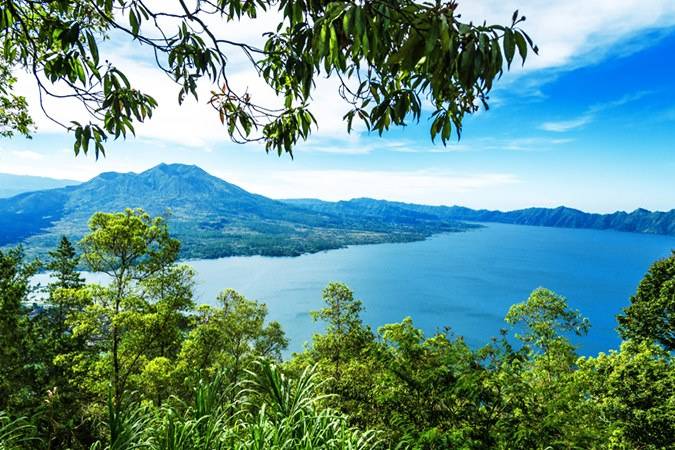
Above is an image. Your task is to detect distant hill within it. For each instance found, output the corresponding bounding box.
[0,173,79,198]
[2,164,672,260]
[0,164,472,258]
[285,199,675,236]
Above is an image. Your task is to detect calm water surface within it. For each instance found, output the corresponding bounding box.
[186,223,675,356]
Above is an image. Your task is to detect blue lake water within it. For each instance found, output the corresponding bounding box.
[186,223,675,356]
[33,223,674,356]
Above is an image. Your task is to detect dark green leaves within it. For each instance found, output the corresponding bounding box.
[1,1,535,157]
[264,3,536,150]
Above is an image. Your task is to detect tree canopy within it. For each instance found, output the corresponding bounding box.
[0,0,536,157]
[0,210,674,449]
[618,251,675,350]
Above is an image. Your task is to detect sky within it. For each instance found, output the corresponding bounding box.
[1,0,674,213]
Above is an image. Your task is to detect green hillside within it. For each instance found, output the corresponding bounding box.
[0,164,472,258]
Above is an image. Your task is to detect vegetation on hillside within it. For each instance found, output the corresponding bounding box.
[289,198,675,236]
[0,164,476,259]
[3,164,675,263]
[1,209,673,449]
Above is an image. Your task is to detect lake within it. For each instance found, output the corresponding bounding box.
[187,223,675,356]
[33,223,675,356]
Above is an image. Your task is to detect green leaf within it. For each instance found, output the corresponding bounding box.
[503,29,515,68]
[514,31,528,64]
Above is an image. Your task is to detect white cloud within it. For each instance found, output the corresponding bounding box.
[458,1,675,71]
[293,137,470,154]
[213,169,520,204]
[539,90,653,132]
[540,115,593,132]
[10,150,43,161]
[497,136,574,151]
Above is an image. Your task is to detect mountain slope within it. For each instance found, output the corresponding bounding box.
[285,199,675,236]
[0,173,79,198]
[0,164,471,258]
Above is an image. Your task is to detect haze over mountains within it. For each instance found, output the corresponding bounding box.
[1,163,673,259]
[0,173,78,198]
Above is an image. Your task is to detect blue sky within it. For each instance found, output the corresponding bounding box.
[1,1,674,212]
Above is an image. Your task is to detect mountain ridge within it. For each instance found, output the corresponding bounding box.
[0,164,472,258]
[1,164,673,260]
[284,198,675,236]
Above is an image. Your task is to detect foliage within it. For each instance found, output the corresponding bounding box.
[80,361,382,450]
[0,0,535,156]
[578,339,675,449]
[618,250,675,350]
[46,236,84,291]
[0,209,673,449]
[0,413,37,450]
[505,287,590,356]
[174,288,288,389]
[0,246,40,413]
[0,57,32,138]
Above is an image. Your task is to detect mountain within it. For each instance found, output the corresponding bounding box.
[0,173,79,198]
[285,199,675,236]
[0,164,472,258]
[3,164,672,260]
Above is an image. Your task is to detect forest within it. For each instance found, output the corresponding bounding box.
[1,208,673,449]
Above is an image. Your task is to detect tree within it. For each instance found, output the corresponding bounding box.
[42,236,85,342]
[498,288,596,449]
[618,251,675,350]
[175,288,287,389]
[376,318,485,448]
[46,236,84,292]
[0,0,536,157]
[578,339,675,449]
[505,287,590,358]
[0,56,32,137]
[0,247,40,413]
[310,282,371,382]
[77,208,182,411]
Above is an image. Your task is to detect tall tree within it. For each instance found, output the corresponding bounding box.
[578,339,675,449]
[77,208,181,411]
[175,288,287,388]
[46,236,84,292]
[310,282,371,382]
[618,251,675,350]
[498,288,595,448]
[0,0,536,157]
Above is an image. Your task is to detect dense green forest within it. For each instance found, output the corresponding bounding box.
[1,208,673,449]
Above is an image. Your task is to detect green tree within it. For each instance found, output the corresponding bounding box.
[24,238,90,449]
[0,0,535,157]
[375,318,486,448]
[175,288,287,389]
[76,208,182,411]
[0,56,32,138]
[496,288,597,449]
[46,236,84,292]
[0,247,40,413]
[40,236,85,353]
[505,287,590,357]
[618,251,675,350]
[310,282,372,382]
[578,339,675,449]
